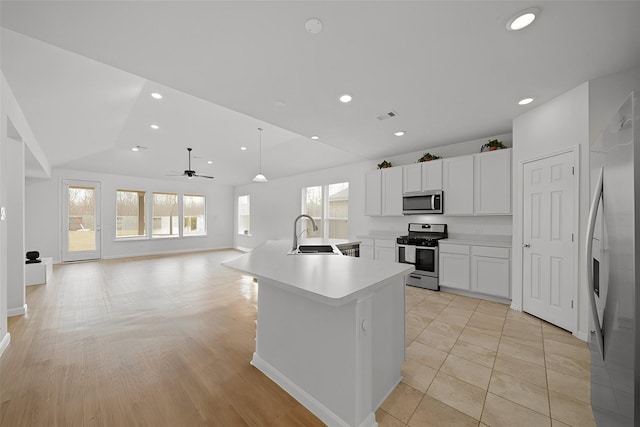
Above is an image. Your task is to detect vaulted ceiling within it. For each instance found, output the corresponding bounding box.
[2,1,640,186]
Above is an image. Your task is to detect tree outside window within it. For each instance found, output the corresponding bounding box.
[152,192,179,237]
[183,194,206,236]
[302,182,348,239]
[116,190,146,238]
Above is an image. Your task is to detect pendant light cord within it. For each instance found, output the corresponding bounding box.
[258,127,263,174]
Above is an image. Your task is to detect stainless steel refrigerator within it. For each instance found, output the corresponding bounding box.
[586,92,639,426]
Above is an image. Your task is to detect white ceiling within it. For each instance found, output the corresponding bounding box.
[2,1,640,186]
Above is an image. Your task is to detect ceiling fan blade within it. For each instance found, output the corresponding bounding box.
[165,172,186,176]
[194,173,214,179]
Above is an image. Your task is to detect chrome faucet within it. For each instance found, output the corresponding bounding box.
[292,214,318,251]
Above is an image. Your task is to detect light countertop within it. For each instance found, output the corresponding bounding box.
[223,240,413,306]
[441,234,512,248]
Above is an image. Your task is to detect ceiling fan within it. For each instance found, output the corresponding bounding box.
[168,148,214,179]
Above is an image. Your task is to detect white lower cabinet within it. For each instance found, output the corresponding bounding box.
[358,238,396,262]
[374,239,397,262]
[439,244,470,290]
[439,242,511,299]
[471,246,510,298]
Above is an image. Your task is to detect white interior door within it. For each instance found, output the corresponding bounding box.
[522,151,576,331]
[62,180,101,262]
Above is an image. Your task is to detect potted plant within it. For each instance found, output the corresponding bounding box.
[418,152,442,162]
[377,160,393,169]
[481,139,506,152]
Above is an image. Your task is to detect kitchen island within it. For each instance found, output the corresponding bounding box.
[223,240,413,427]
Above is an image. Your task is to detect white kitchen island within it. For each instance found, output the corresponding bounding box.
[223,240,413,427]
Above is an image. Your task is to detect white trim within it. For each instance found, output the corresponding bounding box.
[8,304,27,317]
[0,333,10,358]
[439,286,511,305]
[518,145,580,335]
[100,246,235,260]
[250,352,378,427]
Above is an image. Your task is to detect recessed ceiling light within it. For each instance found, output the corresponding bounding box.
[339,94,353,103]
[506,8,539,31]
[151,92,163,99]
[518,97,534,105]
[311,135,320,140]
[240,146,247,151]
[207,160,213,164]
[132,146,139,152]
[394,131,405,137]
[150,124,159,130]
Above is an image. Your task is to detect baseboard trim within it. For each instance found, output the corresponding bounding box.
[250,352,377,427]
[0,332,10,358]
[7,304,27,317]
[100,246,235,261]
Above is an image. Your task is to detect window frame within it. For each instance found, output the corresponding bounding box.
[301,182,349,239]
[151,191,180,239]
[182,194,207,237]
[115,189,147,240]
[237,195,251,236]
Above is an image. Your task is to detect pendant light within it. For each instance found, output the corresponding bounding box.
[253,127,268,182]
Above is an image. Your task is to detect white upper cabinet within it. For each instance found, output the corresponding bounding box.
[403,160,443,194]
[423,160,443,191]
[365,170,382,216]
[474,149,512,214]
[403,163,423,194]
[365,167,402,216]
[382,167,403,216]
[443,149,511,215]
[443,156,474,215]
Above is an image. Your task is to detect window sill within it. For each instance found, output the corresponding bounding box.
[238,233,253,237]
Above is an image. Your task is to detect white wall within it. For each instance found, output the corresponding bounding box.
[512,66,640,340]
[234,133,513,251]
[26,169,235,263]
[6,138,25,316]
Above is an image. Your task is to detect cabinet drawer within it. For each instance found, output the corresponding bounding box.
[375,239,397,248]
[359,238,374,246]
[439,243,470,255]
[472,246,510,259]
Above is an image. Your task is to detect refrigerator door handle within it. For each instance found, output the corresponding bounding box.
[585,166,605,360]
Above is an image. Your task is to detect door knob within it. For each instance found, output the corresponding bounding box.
[522,242,531,248]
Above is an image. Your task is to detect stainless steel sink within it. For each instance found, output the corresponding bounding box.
[287,244,341,255]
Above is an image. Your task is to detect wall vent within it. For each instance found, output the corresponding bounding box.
[376,110,398,121]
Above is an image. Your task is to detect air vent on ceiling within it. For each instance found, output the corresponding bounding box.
[376,110,398,121]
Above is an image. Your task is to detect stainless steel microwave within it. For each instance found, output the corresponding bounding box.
[402,190,443,215]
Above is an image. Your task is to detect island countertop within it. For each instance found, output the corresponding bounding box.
[223,240,413,306]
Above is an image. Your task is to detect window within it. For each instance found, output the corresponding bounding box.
[152,192,179,238]
[116,190,146,238]
[238,195,250,235]
[183,194,206,236]
[302,182,349,239]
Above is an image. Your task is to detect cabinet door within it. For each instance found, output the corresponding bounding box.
[382,167,403,216]
[474,149,511,214]
[443,156,474,215]
[471,256,510,298]
[439,252,470,290]
[423,160,443,191]
[375,246,397,263]
[403,163,423,194]
[360,245,374,260]
[365,170,382,216]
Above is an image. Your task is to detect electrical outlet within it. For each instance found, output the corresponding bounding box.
[0,207,6,221]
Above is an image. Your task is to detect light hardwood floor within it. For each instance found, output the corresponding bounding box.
[1,250,594,427]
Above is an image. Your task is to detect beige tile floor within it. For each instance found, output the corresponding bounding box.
[377,286,596,427]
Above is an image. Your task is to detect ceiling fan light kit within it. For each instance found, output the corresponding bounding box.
[253,127,268,183]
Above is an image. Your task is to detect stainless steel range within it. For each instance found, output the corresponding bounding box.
[396,223,448,290]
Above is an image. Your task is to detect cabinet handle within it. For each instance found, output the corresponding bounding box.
[409,275,422,280]
[522,243,530,248]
